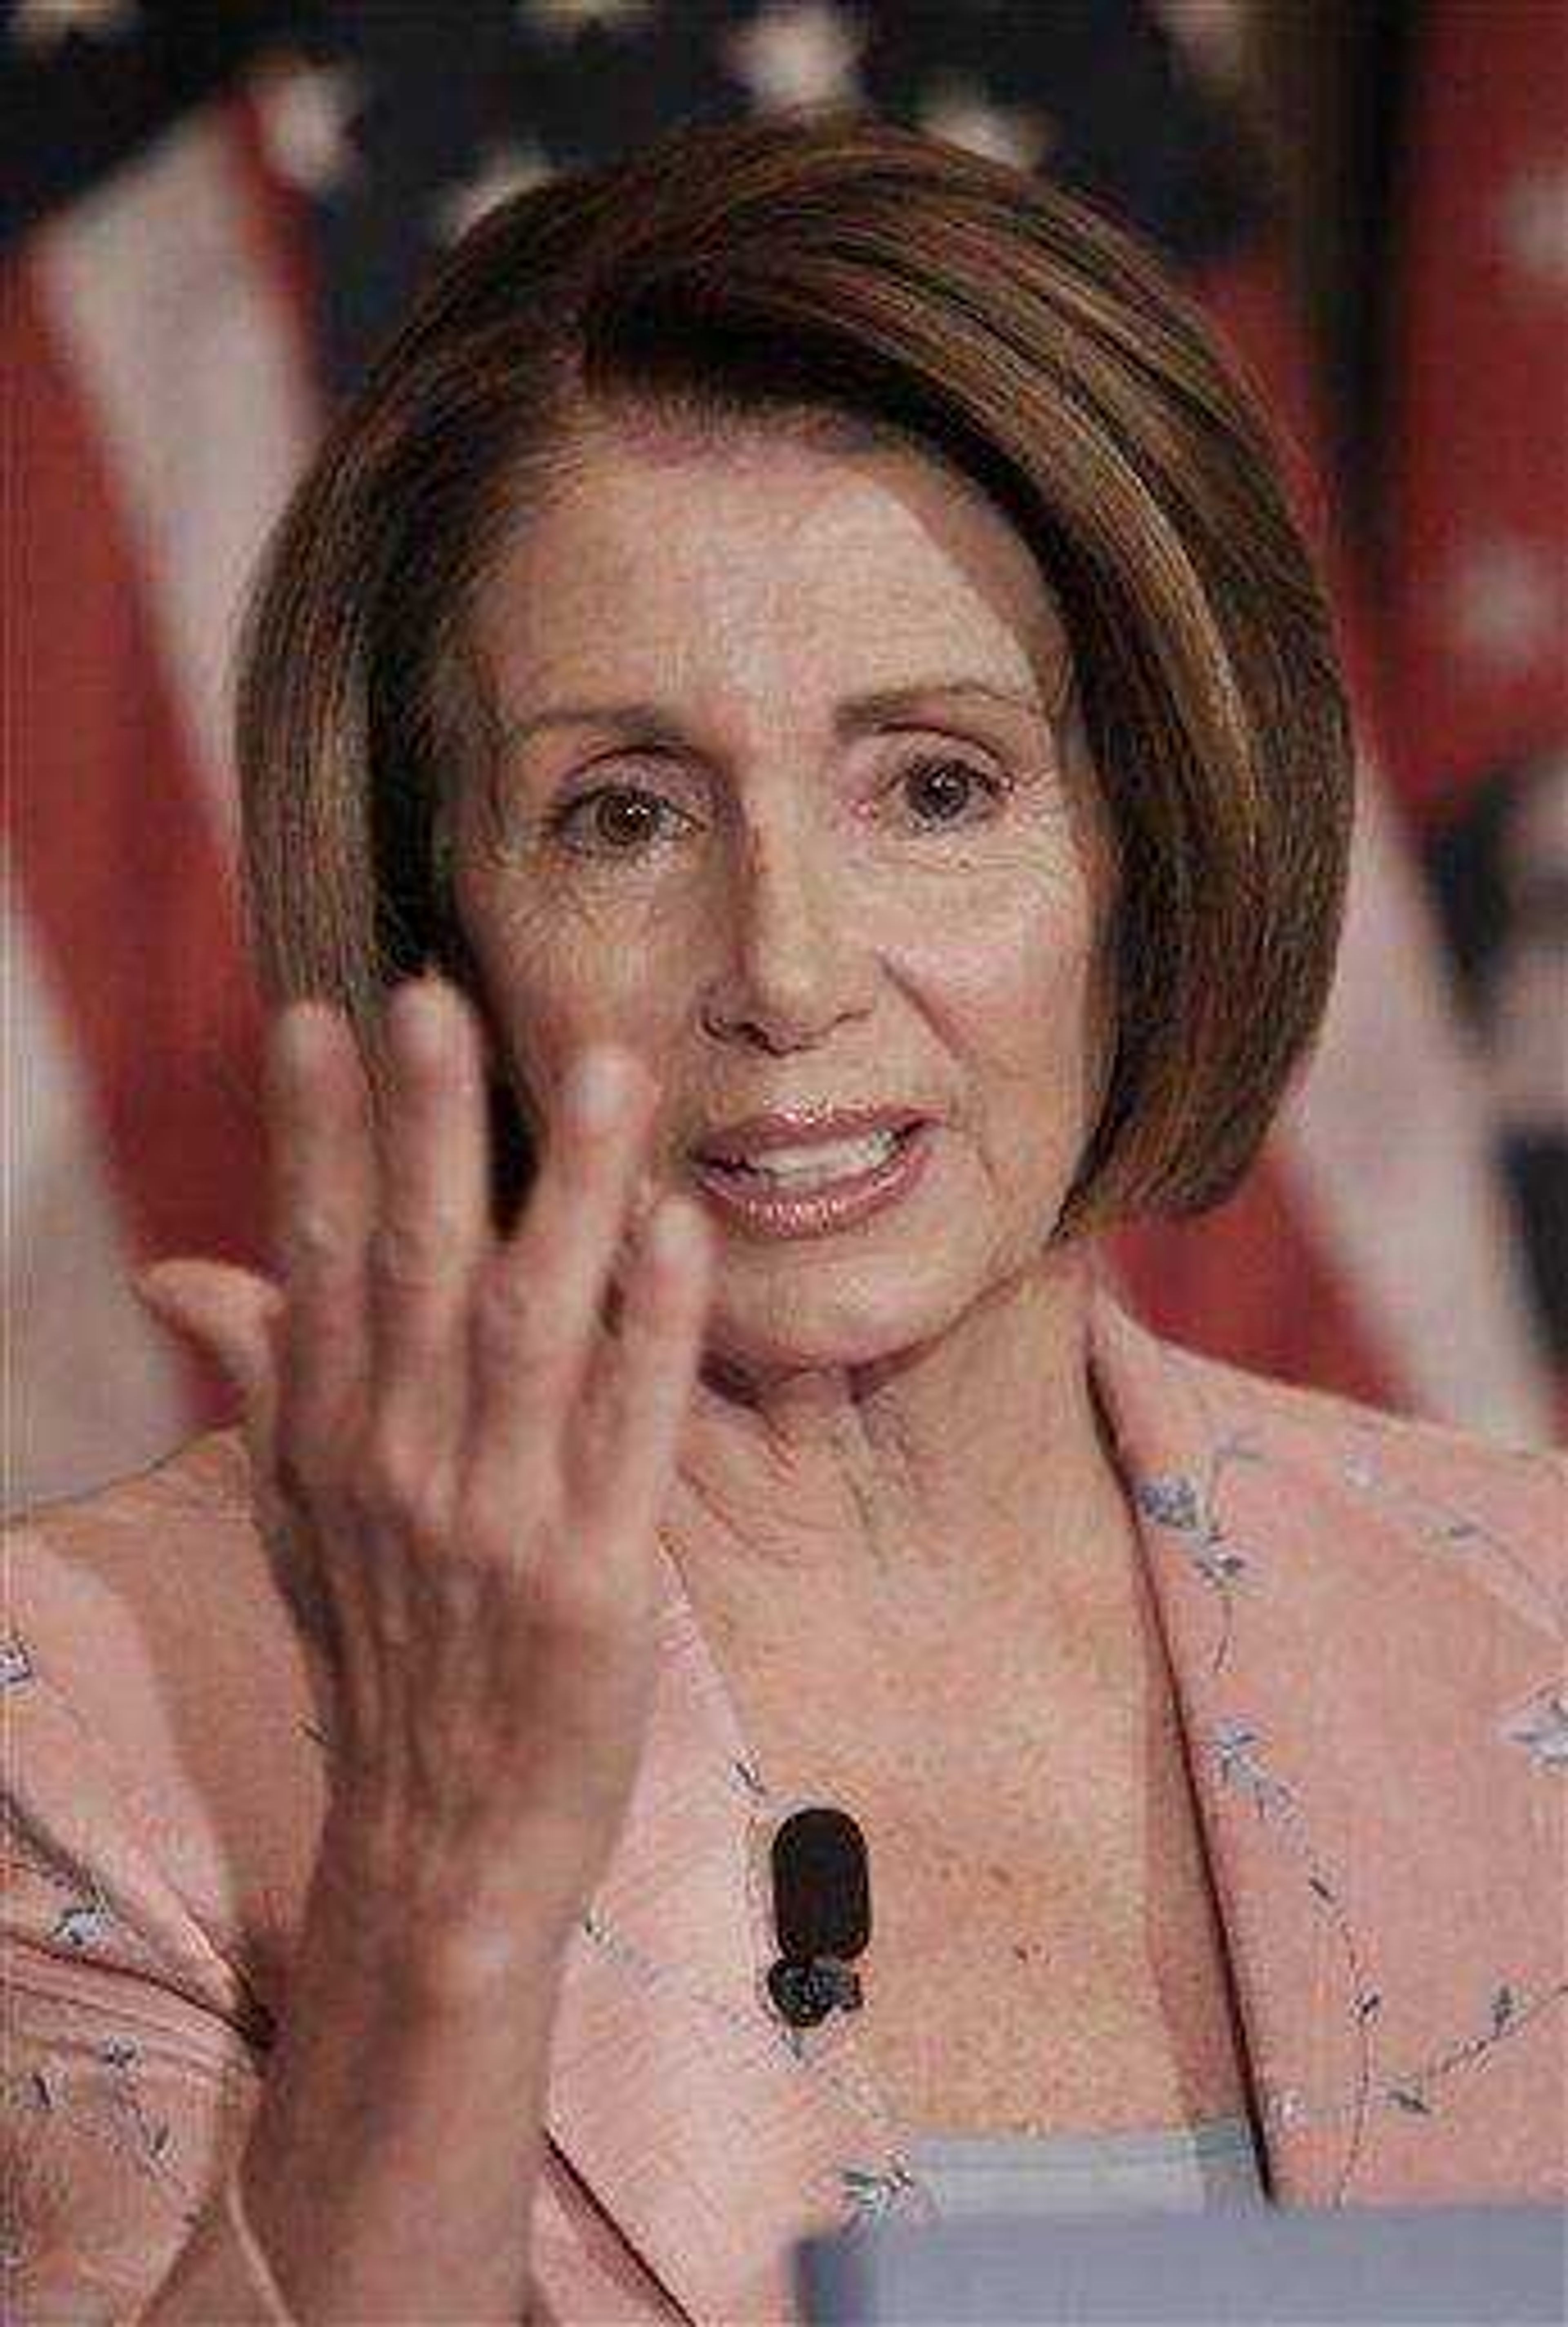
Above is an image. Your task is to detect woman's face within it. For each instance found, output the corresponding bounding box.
[452,419,1120,1381]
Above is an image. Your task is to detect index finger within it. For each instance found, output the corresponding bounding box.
[267,1000,377,1481]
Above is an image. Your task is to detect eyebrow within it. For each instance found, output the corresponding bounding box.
[501,677,1053,750]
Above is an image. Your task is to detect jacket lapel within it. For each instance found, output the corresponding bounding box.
[541,1276,1565,2319]
[1087,1280,1565,2211]
[543,1543,924,2325]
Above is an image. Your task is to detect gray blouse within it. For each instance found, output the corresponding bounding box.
[905,2109,1269,2218]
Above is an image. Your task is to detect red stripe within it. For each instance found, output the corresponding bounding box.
[1105,1157,1402,1416]
[4,260,268,1422]
[1379,0,1567,820]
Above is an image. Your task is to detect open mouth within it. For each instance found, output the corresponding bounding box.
[694,1120,920,1191]
[686,1120,934,1239]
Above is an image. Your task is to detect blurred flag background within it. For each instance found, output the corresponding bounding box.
[4,0,1564,1514]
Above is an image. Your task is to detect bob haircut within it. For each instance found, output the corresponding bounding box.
[234,105,1354,1245]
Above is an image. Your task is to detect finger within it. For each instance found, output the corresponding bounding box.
[461,1044,657,1510]
[577,1194,716,1589]
[365,975,490,1474]
[130,1259,282,1407]
[267,1001,376,1482]
[131,1255,284,1496]
[132,1260,342,1678]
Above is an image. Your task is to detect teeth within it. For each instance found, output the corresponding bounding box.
[710,1129,902,1185]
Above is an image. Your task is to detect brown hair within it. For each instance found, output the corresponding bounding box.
[234,104,1354,1244]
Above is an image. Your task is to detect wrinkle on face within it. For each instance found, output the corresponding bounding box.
[448,416,1131,1626]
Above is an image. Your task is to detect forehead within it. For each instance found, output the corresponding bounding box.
[474,421,1072,702]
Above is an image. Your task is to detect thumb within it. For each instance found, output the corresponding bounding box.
[130,1260,283,1406]
[135,1261,340,1710]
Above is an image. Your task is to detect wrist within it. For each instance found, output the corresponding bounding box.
[300,1815,581,2015]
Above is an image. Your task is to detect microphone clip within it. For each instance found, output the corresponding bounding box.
[764,1804,871,2029]
[766,1955,864,2029]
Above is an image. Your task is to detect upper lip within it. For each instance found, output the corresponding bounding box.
[691,1104,929,1160]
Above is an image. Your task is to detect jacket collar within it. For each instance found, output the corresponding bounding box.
[538,1272,1559,2321]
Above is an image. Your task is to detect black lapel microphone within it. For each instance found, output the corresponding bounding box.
[765,1805,871,2029]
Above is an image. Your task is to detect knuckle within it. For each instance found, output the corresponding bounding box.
[445,1505,517,1581]
[530,1545,624,1645]
[355,1426,447,1536]
[474,1254,531,1325]
[368,1218,460,1295]
[450,1472,547,1568]
[282,1205,356,1275]
[472,1267,559,1366]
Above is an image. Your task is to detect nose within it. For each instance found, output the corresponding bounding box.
[698,825,876,1054]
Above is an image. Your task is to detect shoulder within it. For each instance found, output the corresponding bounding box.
[1192,1341,1562,1608]
[1094,1287,1565,1649]
[4,1430,326,2001]
[6,1425,313,1764]
[1192,1333,1561,1514]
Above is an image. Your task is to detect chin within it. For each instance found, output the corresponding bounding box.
[698,1258,972,1383]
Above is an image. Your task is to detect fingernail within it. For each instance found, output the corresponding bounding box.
[391,977,451,1064]
[272,1001,336,1079]
[648,1195,703,1267]
[569,1047,636,1132]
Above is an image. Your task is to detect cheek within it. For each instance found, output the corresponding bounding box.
[912,881,1101,1102]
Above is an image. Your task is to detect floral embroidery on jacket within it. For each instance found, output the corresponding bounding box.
[1500,1686,1568,1769]
[1131,1336,1566,2207]
[0,1637,33,1690]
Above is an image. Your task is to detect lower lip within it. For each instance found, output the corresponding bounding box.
[686,1122,935,1241]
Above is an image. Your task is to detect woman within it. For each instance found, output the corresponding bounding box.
[4,108,1562,2324]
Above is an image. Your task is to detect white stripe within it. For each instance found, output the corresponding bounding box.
[33,101,320,856]
[1,875,192,1517]
[8,100,316,1510]
[1276,750,1555,1445]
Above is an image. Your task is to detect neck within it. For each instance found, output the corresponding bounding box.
[659,1244,1138,1656]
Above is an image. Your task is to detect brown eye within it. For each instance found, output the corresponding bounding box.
[899,757,1006,827]
[549,785,685,856]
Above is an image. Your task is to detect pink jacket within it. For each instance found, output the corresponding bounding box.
[4,1276,1564,2322]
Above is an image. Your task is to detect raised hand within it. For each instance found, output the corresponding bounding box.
[135,973,716,1986]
